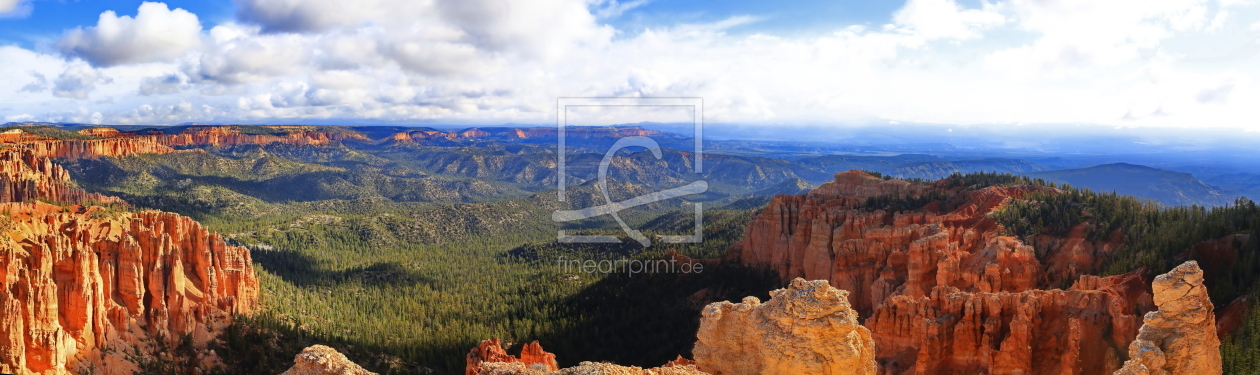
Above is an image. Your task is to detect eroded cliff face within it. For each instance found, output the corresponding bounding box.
[0,130,261,374]
[153,126,368,147]
[0,149,126,205]
[693,278,878,375]
[731,171,1151,374]
[868,269,1153,374]
[0,202,258,375]
[1115,261,1221,375]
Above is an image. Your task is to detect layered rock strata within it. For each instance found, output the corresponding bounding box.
[1114,261,1221,375]
[693,278,878,375]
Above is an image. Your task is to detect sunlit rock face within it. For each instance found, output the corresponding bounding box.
[281,345,378,375]
[1114,261,1222,375]
[0,202,258,375]
[0,132,261,375]
[693,278,878,375]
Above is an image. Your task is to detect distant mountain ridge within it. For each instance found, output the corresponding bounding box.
[887,159,1052,180]
[1026,163,1237,207]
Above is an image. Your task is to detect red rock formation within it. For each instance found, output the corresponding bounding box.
[0,131,262,374]
[731,171,1148,374]
[0,129,53,143]
[467,340,706,375]
[9,137,176,160]
[0,148,126,205]
[0,202,258,375]
[867,270,1153,374]
[76,128,126,138]
[153,126,368,147]
[694,278,878,375]
[466,338,559,375]
[1115,261,1221,375]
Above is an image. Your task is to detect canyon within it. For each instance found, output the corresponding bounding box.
[0,125,1237,374]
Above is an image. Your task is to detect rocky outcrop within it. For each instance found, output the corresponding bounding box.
[0,202,259,375]
[467,338,559,375]
[0,148,126,205]
[0,129,52,143]
[730,171,1145,374]
[693,278,878,375]
[467,339,704,375]
[1114,261,1221,375]
[280,345,377,375]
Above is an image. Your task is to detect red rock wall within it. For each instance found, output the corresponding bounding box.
[0,130,269,374]
[731,171,1151,374]
[0,149,126,205]
[0,202,258,375]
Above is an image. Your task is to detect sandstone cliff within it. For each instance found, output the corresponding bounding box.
[0,148,126,205]
[153,126,368,147]
[1114,261,1221,375]
[693,278,878,375]
[281,345,378,375]
[0,130,262,374]
[731,171,1148,374]
[0,202,258,375]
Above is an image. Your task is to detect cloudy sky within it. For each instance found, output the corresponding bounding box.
[0,0,1257,130]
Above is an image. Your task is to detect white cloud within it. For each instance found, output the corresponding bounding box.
[57,2,202,66]
[0,0,1257,132]
[893,0,1005,40]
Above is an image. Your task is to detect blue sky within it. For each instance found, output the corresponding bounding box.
[0,0,1258,130]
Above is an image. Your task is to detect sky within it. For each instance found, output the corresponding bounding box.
[0,0,1258,131]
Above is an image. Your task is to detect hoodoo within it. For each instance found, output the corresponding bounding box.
[1115,261,1222,375]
